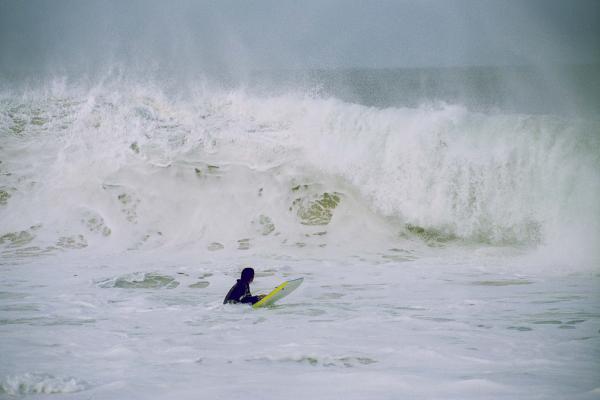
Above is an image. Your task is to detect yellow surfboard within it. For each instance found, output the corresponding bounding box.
[253,278,304,309]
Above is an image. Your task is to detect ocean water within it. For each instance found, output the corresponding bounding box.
[1,69,599,399]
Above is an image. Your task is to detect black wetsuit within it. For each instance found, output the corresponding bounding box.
[223,279,260,305]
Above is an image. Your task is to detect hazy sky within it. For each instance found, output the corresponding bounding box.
[1,0,598,73]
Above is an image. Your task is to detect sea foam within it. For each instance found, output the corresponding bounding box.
[0,82,598,264]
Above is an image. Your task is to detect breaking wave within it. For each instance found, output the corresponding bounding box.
[0,80,598,260]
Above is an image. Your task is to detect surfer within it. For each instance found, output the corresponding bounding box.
[223,267,265,305]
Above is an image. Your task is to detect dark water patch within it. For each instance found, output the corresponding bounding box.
[116,192,140,223]
[98,272,180,289]
[340,283,387,292]
[129,230,164,250]
[412,315,455,323]
[290,188,342,226]
[237,238,250,250]
[404,217,542,246]
[189,281,209,289]
[193,163,225,178]
[130,142,140,153]
[255,269,276,277]
[388,247,414,253]
[0,317,42,325]
[1,246,57,259]
[0,317,95,326]
[574,336,595,341]
[0,373,89,395]
[107,299,127,304]
[30,116,47,126]
[527,312,599,324]
[380,251,415,262]
[253,214,275,235]
[566,319,587,325]
[282,270,313,278]
[384,305,428,316]
[403,224,457,246]
[531,295,587,304]
[40,318,96,326]
[395,306,427,311]
[27,284,47,289]
[56,235,88,249]
[286,308,327,317]
[0,230,35,247]
[381,248,417,262]
[471,279,533,286]
[81,211,112,237]
[151,294,200,306]
[318,292,345,300]
[207,242,224,251]
[0,189,11,205]
[334,356,377,367]
[0,291,28,300]
[0,303,40,312]
[532,320,562,325]
[507,326,533,331]
[246,354,376,368]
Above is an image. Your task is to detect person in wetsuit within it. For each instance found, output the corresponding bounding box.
[223,267,265,305]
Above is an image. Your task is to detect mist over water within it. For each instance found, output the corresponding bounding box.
[1,0,599,116]
[1,1,600,399]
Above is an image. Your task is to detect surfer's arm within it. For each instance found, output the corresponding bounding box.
[240,295,260,304]
[240,294,266,304]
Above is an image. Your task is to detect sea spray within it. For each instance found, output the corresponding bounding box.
[0,82,598,262]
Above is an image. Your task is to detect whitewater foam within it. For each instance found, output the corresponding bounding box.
[0,373,89,395]
[1,82,598,265]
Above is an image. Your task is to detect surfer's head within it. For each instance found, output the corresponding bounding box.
[241,267,254,283]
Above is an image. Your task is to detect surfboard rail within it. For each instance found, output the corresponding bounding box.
[253,277,303,309]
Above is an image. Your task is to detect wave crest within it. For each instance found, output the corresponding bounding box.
[1,83,598,259]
